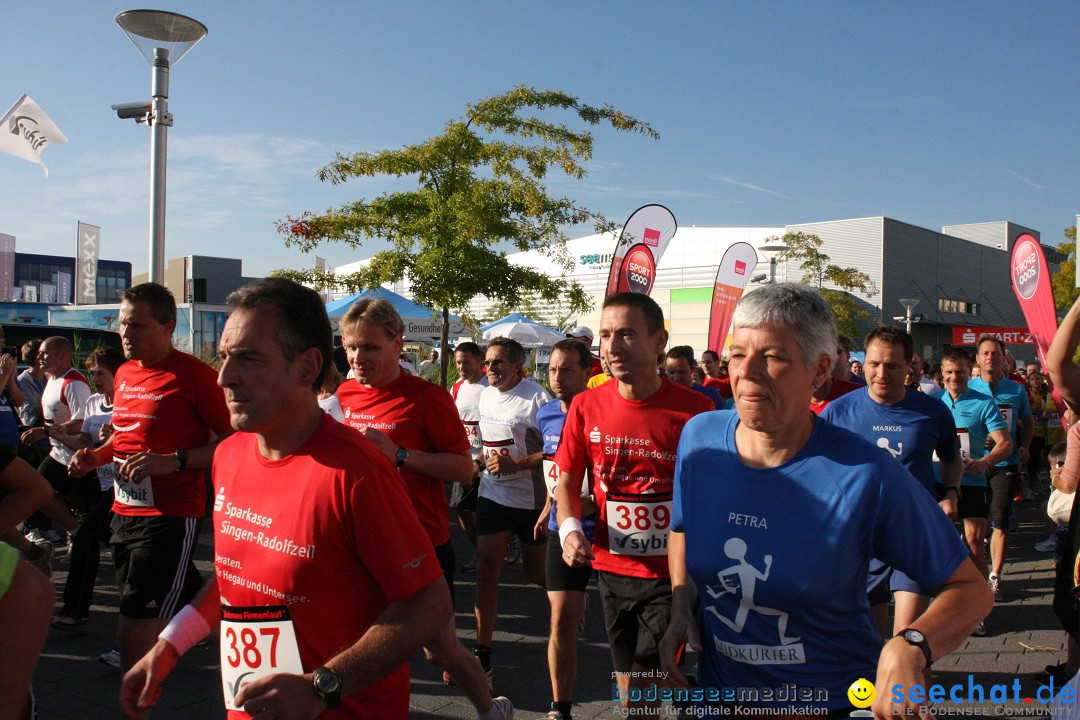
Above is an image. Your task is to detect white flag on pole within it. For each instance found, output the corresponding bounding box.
[0,94,68,176]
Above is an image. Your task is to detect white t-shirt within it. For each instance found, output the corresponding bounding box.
[318,393,345,422]
[454,377,488,460]
[42,368,91,464]
[478,378,551,510]
[80,393,116,491]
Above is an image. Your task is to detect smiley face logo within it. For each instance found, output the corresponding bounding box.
[847,678,875,709]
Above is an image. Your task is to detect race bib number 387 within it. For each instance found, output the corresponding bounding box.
[605,491,672,556]
[220,605,304,711]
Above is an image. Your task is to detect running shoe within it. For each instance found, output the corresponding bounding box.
[99,649,121,668]
[988,574,1003,602]
[971,621,987,637]
[27,540,52,579]
[544,710,567,720]
[1035,537,1058,553]
[51,614,88,629]
[489,696,514,720]
[505,536,521,564]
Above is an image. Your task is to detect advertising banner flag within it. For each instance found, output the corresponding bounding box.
[0,95,68,176]
[76,222,101,305]
[707,242,759,354]
[0,233,15,302]
[605,205,677,299]
[1010,233,1066,418]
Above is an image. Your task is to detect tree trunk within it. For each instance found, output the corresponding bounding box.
[440,305,450,389]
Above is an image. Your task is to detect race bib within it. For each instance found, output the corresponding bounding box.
[482,438,516,478]
[998,403,1014,430]
[463,420,482,451]
[113,455,154,507]
[605,491,672,556]
[543,456,559,497]
[957,428,971,462]
[96,461,118,491]
[220,605,303,711]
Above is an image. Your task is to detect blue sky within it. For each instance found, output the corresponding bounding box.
[2,2,1078,278]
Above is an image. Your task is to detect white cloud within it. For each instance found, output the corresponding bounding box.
[709,175,790,199]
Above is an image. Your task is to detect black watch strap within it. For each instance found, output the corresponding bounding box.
[175,449,189,473]
[897,628,933,667]
[312,666,343,708]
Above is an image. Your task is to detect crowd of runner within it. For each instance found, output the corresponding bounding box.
[1,278,1078,720]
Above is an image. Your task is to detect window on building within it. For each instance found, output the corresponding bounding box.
[938,297,980,315]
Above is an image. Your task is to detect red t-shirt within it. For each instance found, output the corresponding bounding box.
[809,377,861,415]
[110,351,232,518]
[336,372,469,547]
[703,376,732,399]
[213,415,441,720]
[589,356,604,378]
[555,378,713,578]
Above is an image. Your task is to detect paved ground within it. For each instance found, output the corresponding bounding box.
[34,495,1068,719]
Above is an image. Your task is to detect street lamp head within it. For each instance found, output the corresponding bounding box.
[116,10,207,67]
[898,298,920,313]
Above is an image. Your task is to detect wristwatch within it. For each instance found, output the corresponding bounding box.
[312,666,343,708]
[897,628,933,667]
[942,486,962,500]
[395,446,409,468]
[175,449,189,473]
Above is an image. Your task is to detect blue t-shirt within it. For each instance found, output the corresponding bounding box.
[537,398,595,537]
[967,376,1032,467]
[820,387,958,493]
[931,388,1008,487]
[0,392,19,447]
[692,383,725,410]
[673,411,968,711]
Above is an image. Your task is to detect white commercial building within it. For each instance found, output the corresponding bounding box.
[332,216,1058,362]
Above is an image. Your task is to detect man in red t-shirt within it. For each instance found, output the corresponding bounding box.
[121,278,452,719]
[70,283,232,681]
[336,298,511,717]
[555,293,712,707]
[699,349,732,399]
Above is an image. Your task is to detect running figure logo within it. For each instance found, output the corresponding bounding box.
[876,437,903,458]
[706,538,800,645]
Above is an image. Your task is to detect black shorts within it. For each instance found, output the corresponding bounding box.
[40,454,100,501]
[476,496,544,545]
[987,465,1019,530]
[111,514,203,620]
[546,532,591,592]
[954,485,990,521]
[451,480,479,513]
[435,540,456,610]
[597,571,671,673]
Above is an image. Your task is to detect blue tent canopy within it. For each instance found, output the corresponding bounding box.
[325,287,451,320]
[479,312,550,331]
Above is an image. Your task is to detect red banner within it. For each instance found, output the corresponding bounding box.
[605,205,677,299]
[707,243,759,353]
[1009,234,1066,419]
[951,326,1034,346]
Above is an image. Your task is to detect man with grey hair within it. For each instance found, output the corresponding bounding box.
[663,283,989,718]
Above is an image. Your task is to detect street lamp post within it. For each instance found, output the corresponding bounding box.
[758,242,788,284]
[114,10,207,285]
[899,298,920,335]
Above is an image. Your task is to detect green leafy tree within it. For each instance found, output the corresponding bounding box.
[273,86,657,386]
[770,231,878,338]
[1052,226,1078,311]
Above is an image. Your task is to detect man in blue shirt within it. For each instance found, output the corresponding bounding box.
[822,326,962,639]
[534,338,594,720]
[932,346,1012,635]
[665,346,724,410]
[968,334,1033,601]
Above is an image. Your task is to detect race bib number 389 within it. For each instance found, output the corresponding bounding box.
[605,491,672,556]
[220,605,304,711]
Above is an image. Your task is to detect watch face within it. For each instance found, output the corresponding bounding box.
[906,630,925,643]
[316,671,340,692]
